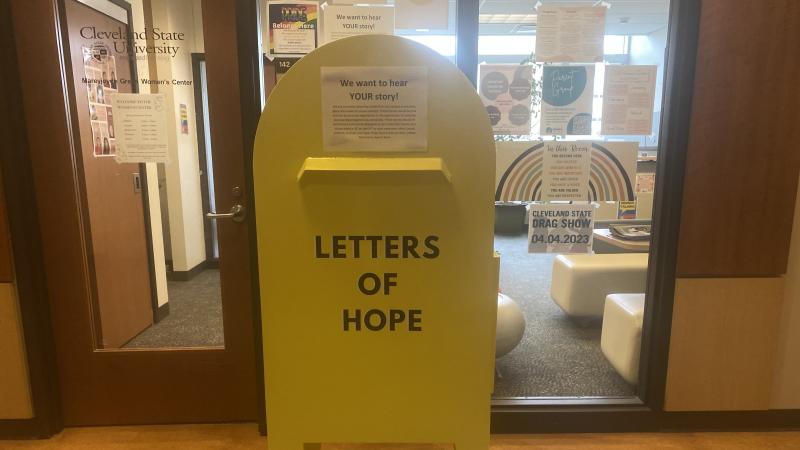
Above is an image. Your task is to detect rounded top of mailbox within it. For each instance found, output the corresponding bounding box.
[255,34,494,162]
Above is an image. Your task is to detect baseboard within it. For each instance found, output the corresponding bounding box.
[661,409,800,431]
[167,260,206,281]
[0,418,58,440]
[490,408,800,434]
[154,303,170,323]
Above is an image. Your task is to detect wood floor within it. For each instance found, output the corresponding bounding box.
[3,424,800,449]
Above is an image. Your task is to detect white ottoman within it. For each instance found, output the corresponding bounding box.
[550,253,648,317]
[601,293,645,385]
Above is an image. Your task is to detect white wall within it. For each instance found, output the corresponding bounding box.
[151,0,207,273]
[771,177,800,409]
[128,0,169,307]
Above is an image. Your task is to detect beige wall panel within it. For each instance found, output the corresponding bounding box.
[0,282,33,419]
[665,277,783,411]
[771,177,800,409]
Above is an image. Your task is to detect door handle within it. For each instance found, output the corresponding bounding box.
[206,203,246,223]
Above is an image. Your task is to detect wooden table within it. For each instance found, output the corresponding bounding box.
[593,228,650,253]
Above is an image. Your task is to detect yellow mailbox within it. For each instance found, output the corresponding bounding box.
[253,35,497,450]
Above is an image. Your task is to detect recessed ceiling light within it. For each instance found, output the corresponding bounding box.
[479,14,537,25]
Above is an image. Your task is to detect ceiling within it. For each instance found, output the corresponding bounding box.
[478,0,670,35]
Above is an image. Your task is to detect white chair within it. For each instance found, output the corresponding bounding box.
[601,293,646,385]
[550,253,648,317]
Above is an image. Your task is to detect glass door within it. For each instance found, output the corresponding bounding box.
[480,0,668,401]
[50,0,259,424]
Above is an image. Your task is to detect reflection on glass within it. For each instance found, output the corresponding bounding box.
[484,0,669,399]
[65,0,224,350]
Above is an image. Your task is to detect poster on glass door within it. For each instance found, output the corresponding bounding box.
[83,46,118,157]
[601,65,658,135]
[321,4,395,44]
[540,141,591,201]
[478,64,533,135]
[267,1,319,55]
[320,66,427,152]
[528,204,594,254]
[109,93,170,163]
[540,65,595,136]
[535,5,606,63]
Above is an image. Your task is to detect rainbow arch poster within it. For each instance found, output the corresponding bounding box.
[495,140,638,202]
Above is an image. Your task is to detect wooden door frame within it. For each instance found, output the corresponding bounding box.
[0,0,62,439]
[3,0,258,432]
[233,0,267,434]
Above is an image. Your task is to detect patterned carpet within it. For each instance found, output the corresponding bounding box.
[492,233,635,398]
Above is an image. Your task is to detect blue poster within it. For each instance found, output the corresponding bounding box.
[540,65,595,136]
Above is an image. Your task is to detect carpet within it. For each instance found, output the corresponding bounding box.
[492,233,636,398]
[124,243,635,398]
[124,269,224,348]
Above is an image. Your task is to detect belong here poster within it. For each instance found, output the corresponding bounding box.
[268,1,318,55]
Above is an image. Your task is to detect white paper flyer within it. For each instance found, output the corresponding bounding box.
[535,6,606,63]
[541,141,591,201]
[601,65,658,135]
[109,93,169,163]
[541,65,595,136]
[478,64,533,135]
[321,4,395,44]
[320,66,427,152]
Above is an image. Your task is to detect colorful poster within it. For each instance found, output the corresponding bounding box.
[601,65,658,135]
[320,66,427,152]
[494,140,638,202]
[528,204,594,253]
[267,1,318,55]
[541,65,595,136]
[618,200,637,219]
[478,64,532,135]
[541,141,591,201]
[109,93,170,163]
[83,46,118,157]
[535,6,606,63]
[179,103,189,135]
[322,4,395,44]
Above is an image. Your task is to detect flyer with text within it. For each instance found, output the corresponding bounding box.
[535,6,606,63]
[322,4,395,44]
[110,93,169,163]
[268,1,318,55]
[541,65,595,136]
[320,66,427,152]
[528,204,595,254]
[478,64,533,135]
[541,141,591,201]
[601,65,658,135]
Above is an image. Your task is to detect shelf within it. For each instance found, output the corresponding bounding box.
[297,157,452,185]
